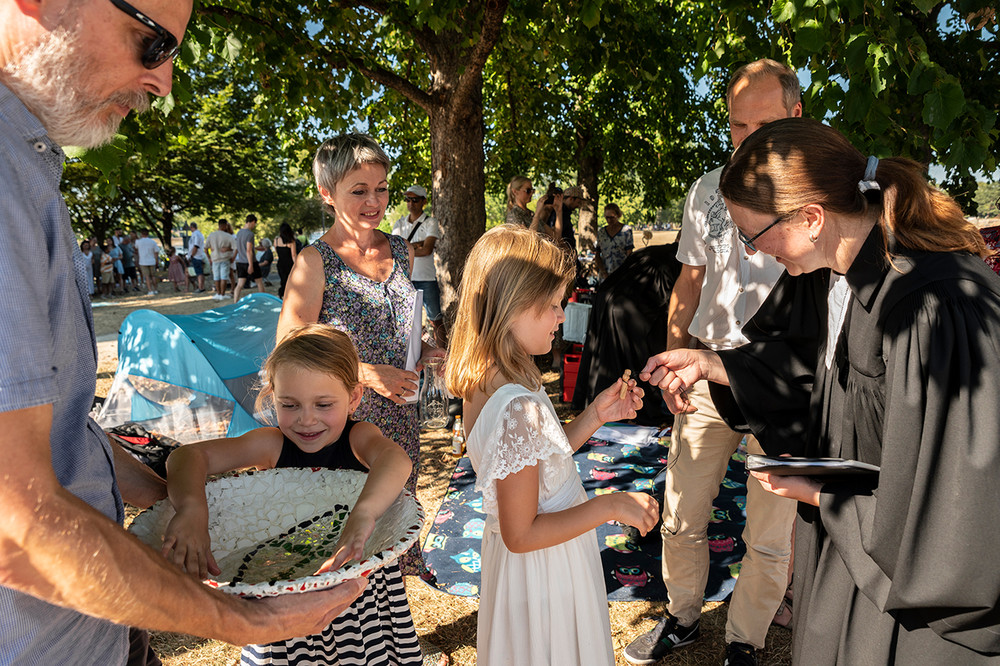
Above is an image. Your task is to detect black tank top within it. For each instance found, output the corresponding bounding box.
[275,419,368,472]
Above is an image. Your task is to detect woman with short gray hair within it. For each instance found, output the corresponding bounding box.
[278,133,444,578]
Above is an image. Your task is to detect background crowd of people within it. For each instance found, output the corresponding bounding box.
[80,217,309,303]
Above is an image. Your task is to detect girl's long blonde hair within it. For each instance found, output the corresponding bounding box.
[447,225,575,399]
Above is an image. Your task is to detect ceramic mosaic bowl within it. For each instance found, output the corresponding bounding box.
[130,467,424,598]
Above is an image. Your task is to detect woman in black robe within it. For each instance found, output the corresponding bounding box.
[641,118,1000,663]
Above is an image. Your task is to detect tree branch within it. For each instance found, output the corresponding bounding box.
[347,1,442,56]
[453,1,509,107]
[318,48,434,112]
[198,5,283,33]
[200,4,434,113]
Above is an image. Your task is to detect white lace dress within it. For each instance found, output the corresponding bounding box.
[466,383,614,666]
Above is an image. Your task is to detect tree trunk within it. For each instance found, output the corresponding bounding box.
[575,121,603,253]
[161,211,174,251]
[428,77,486,317]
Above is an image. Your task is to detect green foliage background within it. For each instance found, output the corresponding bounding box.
[64,0,998,252]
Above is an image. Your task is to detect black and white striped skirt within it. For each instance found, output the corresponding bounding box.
[241,563,422,665]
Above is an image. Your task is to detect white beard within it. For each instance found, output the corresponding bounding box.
[2,15,150,149]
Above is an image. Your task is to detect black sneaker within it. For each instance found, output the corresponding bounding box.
[623,614,700,665]
[724,641,758,666]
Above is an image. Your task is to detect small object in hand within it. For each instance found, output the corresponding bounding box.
[619,369,631,399]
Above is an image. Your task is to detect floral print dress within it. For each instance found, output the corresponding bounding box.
[596,224,634,276]
[506,206,533,227]
[314,233,423,574]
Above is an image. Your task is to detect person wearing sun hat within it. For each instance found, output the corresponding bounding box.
[392,184,446,347]
[554,184,587,256]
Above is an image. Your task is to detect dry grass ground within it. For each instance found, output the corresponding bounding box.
[98,270,791,666]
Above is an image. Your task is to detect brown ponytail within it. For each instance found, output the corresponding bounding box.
[719,118,988,259]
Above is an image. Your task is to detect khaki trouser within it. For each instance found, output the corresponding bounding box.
[661,379,795,649]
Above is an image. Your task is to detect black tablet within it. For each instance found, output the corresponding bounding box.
[745,454,880,478]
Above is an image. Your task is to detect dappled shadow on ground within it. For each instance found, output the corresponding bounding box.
[134,361,790,665]
[91,280,276,339]
[406,369,792,666]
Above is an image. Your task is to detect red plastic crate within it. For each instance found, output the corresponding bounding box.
[562,352,582,403]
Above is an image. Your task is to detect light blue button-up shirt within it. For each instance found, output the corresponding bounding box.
[0,82,128,665]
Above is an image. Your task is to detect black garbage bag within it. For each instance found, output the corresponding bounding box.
[105,422,180,479]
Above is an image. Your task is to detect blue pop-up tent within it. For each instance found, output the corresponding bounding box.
[96,293,281,442]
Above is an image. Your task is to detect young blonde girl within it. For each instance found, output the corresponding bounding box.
[446,224,660,665]
[162,324,422,665]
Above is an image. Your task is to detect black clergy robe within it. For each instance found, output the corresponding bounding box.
[719,226,1000,663]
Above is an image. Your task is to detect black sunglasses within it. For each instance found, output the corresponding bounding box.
[109,0,181,69]
[737,210,798,252]
[403,196,422,203]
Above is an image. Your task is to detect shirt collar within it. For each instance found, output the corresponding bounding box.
[0,81,66,167]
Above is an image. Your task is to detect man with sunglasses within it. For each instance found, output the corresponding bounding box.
[391,184,446,346]
[624,59,802,666]
[0,1,364,664]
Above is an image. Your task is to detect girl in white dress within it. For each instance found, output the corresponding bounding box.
[446,224,660,665]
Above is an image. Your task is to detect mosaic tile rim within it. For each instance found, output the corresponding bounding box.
[129,467,425,598]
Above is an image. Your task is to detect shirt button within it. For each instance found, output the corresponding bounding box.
[33,141,47,153]
[736,320,742,326]
[739,287,744,293]
[744,255,750,260]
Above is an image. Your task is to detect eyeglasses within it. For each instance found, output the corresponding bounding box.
[403,196,421,203]
[737,210,797,252]
[523,187,534,194]
[604,216,620,222]
[109,0,181,69]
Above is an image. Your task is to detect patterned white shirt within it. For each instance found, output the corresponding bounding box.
[676,166,785,350]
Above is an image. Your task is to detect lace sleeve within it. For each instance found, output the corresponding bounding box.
[474,393,572,515]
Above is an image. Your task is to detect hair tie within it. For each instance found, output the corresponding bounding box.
[858,156,880,193]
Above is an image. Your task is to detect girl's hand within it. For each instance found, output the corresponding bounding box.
[608,492,660,536]
[750,471,822,506]
[361,363,419,405]
[161,510,221,579]
[591,378,644,423]
[316,510,377,574]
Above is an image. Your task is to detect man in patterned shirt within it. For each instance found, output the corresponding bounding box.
[625,59,802,666]
[0,1,363,663]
